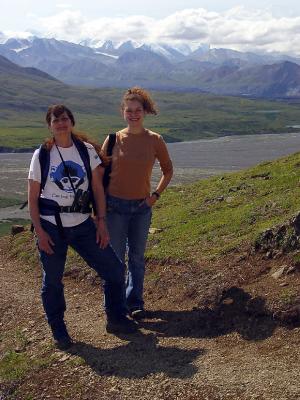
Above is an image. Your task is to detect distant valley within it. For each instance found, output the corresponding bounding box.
[1,35,300,98]
[2,36,300,150]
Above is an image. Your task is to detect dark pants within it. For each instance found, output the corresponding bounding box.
[39,217,126,327]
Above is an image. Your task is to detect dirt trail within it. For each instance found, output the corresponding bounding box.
[0,236,300,400]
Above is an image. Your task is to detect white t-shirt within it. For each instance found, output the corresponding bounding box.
[28,141,101,227]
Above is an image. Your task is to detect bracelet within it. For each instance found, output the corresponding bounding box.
[152,191,160,199]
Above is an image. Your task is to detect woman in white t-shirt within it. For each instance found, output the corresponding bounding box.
[28,104,137,349]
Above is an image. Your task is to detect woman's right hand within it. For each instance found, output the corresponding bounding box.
[36,228,55,255]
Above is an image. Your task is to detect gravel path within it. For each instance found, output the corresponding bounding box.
[0,236,300,400]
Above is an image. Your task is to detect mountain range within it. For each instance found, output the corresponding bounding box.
[1,35,300,98]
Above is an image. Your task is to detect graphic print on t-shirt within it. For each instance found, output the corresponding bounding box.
[50,161,85,193]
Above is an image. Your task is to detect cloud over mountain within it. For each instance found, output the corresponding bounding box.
[3,7,300,56]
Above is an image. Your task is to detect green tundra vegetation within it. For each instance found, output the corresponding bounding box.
[1,86,300,149]
[146,151,300,262]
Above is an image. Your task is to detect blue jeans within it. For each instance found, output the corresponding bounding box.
[106,195,152,311]
[39,217,126,327]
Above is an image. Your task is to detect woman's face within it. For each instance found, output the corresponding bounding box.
[123,100,145,128]
[48,111,73,137]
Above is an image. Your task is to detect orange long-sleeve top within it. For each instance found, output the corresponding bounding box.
[102,129,173,200]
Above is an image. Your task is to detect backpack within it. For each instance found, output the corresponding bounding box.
[102,133,116,190]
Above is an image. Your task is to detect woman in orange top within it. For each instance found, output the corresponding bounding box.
[102,87,173,319]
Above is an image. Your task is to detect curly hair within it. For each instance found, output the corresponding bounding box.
[121,87,158,115]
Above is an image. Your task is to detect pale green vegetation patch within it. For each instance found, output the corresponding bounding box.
[0,351,31,381]
[147,151,300,262]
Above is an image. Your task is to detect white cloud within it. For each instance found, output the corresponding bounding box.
[83,15,154,43]
[39,10,87,40]
[2,30,34,40]
[56,3,72,9]
[18,6,300,55]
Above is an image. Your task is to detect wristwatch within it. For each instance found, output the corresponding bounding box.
[152,191,160,199]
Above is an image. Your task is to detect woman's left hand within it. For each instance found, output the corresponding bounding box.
[96,218,110,249]
[142,195,157,208]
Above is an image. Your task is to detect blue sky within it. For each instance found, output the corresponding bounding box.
[1,1,300,54]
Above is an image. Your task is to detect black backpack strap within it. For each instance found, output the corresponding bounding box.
[72,135,97,214]
[38,198,65,237]
[72,135,92,187]
[39,144,50,193]
[103,133,116,190]
[20,144,49,210]
[107,133,116,156]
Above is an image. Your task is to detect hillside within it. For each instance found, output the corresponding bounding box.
[2,55,300,149]
[0,152,300,399]
[148,151,300,261]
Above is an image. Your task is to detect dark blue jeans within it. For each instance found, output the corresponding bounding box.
[39,217,126,327]
[106,195,152,311]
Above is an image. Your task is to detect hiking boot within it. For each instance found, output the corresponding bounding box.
[50,321,73,350]
[130,309,147,320]
[54,335,73,350]
[106,315,138,334]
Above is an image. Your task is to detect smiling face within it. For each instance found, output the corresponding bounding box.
[123,99,145,129]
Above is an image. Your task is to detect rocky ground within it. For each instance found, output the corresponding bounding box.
[0,231,300,400]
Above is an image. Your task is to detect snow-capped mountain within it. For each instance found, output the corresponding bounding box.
[1,34,300,97]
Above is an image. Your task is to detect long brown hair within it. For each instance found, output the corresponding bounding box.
[44,104,102,156]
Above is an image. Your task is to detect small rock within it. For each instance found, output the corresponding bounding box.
[149,228,163,234]
[265,251,273,259]
[11,225,25,235]
[59,354,71,362]
[271,265,288,279]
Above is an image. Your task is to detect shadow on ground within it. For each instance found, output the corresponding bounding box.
[141,287,279,341]
[67,287,280,379]
[69,333,204,378]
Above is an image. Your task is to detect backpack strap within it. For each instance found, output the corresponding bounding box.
[103,133,116,190]
[72,135,92,187]
[39,144,50,193]
[20,144,49,210]
[71,134,97,214]
[107,133,116,156]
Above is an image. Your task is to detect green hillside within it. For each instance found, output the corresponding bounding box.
[9,151,300,266]
[1,55,300,149]
[146,151,300,262]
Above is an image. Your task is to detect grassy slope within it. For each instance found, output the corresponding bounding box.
[2,67,300,148]
[7,151,300,266]
[147,151,300,262]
